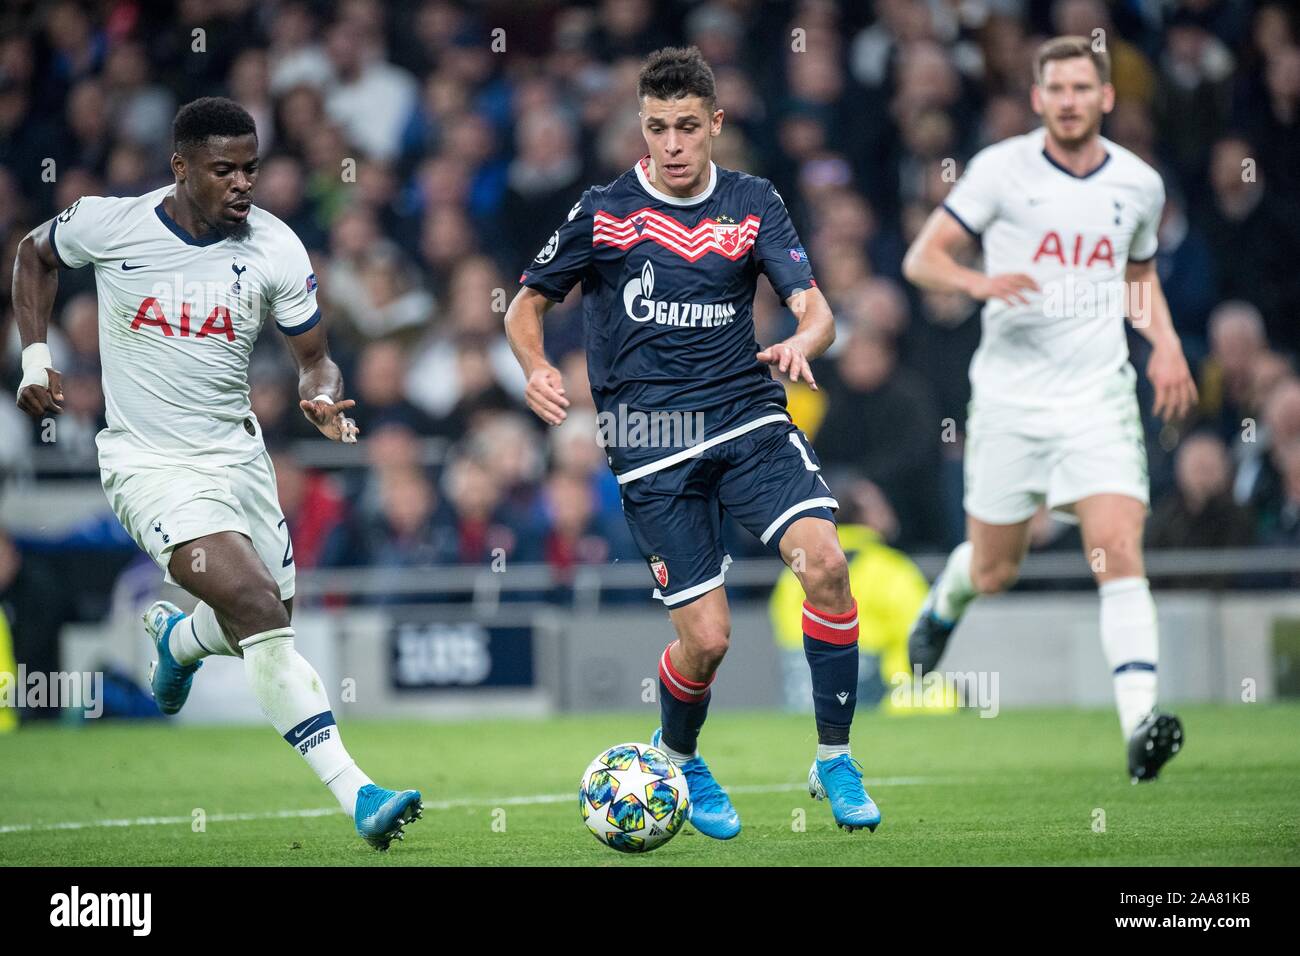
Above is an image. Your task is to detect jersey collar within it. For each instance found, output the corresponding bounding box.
[1040,145,1111,180]
[634,157,717,206]
[155,193,229,247]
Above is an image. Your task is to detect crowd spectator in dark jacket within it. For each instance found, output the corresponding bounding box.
[1149,432,1254,550]
[815,324,941,549]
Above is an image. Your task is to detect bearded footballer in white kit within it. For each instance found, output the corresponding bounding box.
[13,97,422,848]
[902,38,1198,782]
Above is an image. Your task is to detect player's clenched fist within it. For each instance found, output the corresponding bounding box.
[526,364,570,425]
[15,343,64,418]
[969,272,1040,306]
[757,341,817,390]
[300,396,360,443]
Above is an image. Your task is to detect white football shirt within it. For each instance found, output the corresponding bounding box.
[49,185,320,470]
[943,127,1164,406]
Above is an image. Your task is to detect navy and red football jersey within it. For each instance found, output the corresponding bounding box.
[519,157,817,481]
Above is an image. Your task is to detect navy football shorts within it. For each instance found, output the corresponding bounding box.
[619,420,838,608]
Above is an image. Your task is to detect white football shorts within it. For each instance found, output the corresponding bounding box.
[963,364,1149,526]
[101,451,295,599]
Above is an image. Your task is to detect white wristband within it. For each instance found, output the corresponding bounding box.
[19,342,53,392]
[311,393,334,405]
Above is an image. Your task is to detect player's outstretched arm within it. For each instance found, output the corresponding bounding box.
[504,285,569,426]
[284,321,358,443]
[903,207,1038,305]
[12,218,65,418]
[757,285,835,391]
[1126,258,1197,423]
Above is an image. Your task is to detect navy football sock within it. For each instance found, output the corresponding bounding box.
[802,600,860,746]
[658,641,713,756]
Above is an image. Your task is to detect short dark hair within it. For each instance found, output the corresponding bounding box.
[1034,35,1111,85]
[172,96,257,156]
[637,46,716,110]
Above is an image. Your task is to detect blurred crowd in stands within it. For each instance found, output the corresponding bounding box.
[2,0,1299,594]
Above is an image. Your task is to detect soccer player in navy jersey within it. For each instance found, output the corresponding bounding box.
[505,47,880,835]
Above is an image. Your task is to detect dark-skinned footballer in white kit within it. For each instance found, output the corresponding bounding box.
[902,37,1199,782]
[13,96,421,849]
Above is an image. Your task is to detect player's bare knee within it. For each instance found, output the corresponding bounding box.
[797,543,850,607]
[226,584,290,635]
[680,627,730,672]
[971,560,1018,594]
[697,630,731,669]
[1089,537,1143,580]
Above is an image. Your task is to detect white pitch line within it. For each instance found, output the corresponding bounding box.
[0,807,343,835]
[0,776,950,836]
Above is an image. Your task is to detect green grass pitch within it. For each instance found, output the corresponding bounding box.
[1,704,1296,866]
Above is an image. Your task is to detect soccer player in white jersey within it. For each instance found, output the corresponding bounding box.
[902,38,1198,782]
[12,98,422,848]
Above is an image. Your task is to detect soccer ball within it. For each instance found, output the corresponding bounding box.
[579,742,690,853]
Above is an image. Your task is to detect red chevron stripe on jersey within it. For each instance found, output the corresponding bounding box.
[593,207,761,262]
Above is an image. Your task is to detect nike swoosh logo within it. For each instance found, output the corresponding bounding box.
[121,262,148,271]
[293,718,321,739]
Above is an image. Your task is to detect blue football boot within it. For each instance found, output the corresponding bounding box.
[355,784,424,850]
[651,727,741,840]
[809,755,882,832]
[144,600,202,716]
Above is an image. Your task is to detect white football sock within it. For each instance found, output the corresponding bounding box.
[658,741,696,766]
[1099,577,1159,740]
[932,541,977,623]
[169,602,238,665]
[816,744,850,761]
[240,627,373,816]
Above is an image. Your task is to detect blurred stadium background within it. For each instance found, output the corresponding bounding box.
[1,0,1299,731]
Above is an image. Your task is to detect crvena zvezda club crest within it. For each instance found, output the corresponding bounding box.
[649,555,668,588]
[713,224,739,253]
